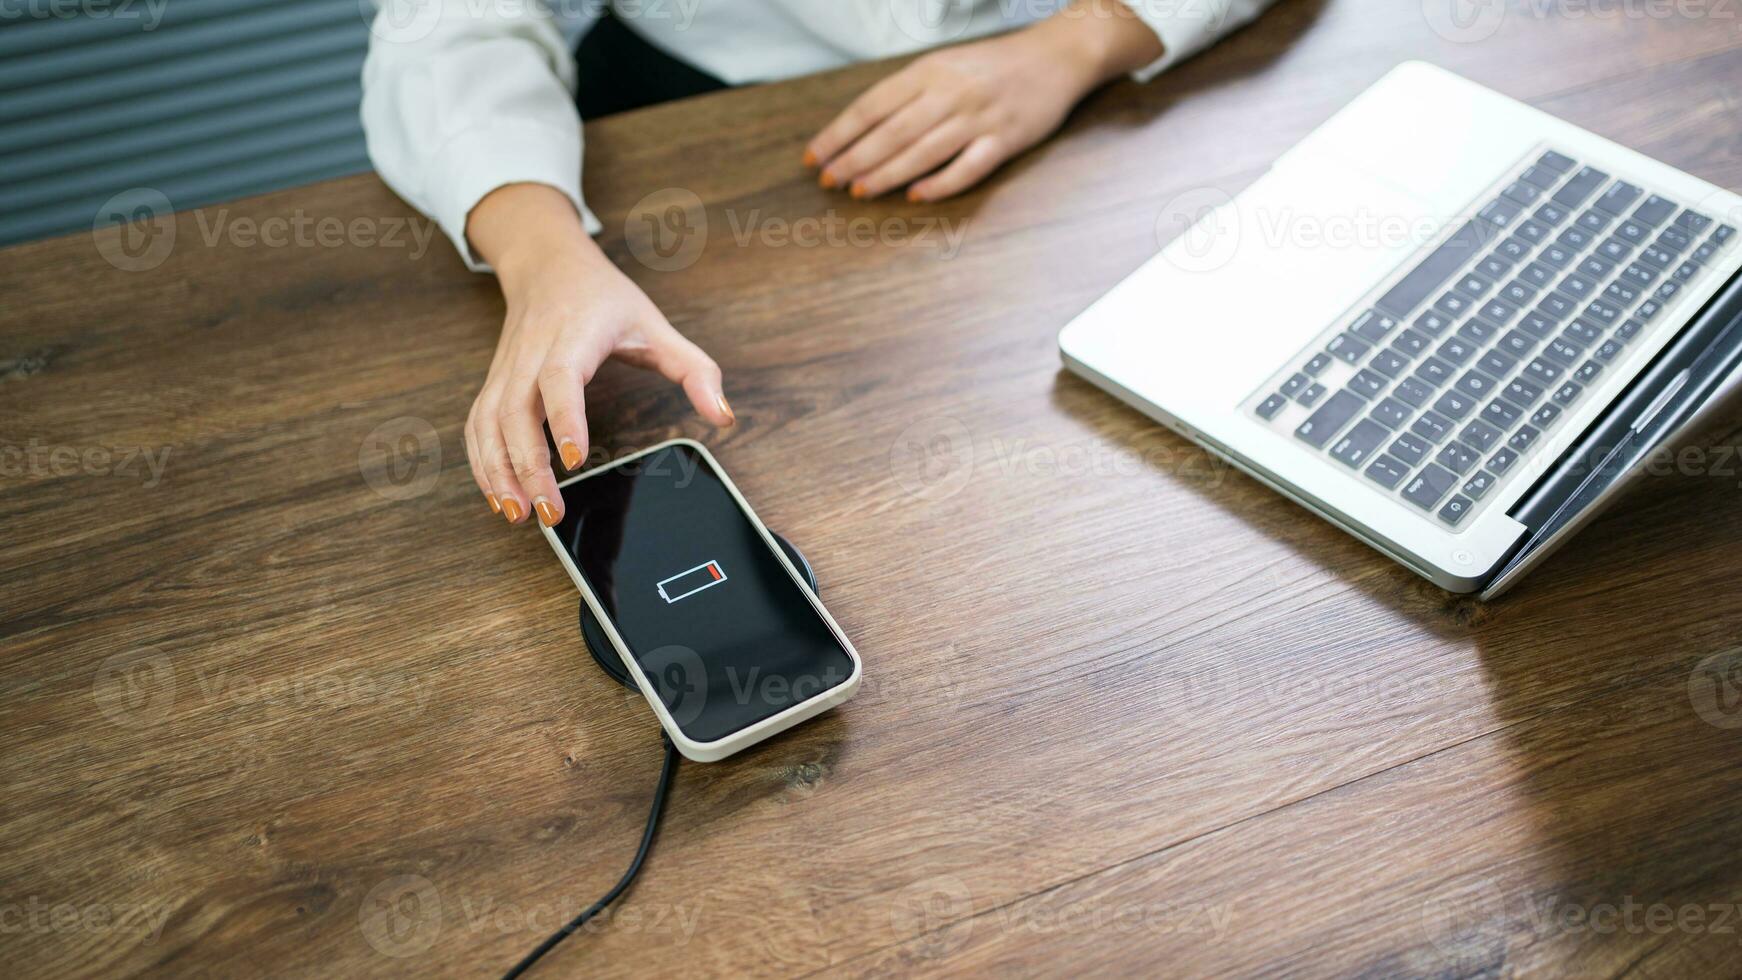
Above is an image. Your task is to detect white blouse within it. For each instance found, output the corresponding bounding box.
[361,0,1278,270]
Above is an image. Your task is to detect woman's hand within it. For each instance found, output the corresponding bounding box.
[804,0,1164,202]
[464,183,734,527]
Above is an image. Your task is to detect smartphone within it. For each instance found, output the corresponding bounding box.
[541,439,862,761]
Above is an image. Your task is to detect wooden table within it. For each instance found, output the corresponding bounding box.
[6,2,1742,975]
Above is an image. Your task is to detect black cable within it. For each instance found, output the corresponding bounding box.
[502,735,680,979]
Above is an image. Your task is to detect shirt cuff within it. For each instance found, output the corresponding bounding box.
[1117,0,1242,83]
[426,119,603,273]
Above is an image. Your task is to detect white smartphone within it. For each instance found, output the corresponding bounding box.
[540,439,862,761]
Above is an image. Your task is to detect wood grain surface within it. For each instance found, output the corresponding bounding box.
[5,1,1742,976]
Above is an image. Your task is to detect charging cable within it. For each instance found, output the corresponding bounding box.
[501,734,680,978]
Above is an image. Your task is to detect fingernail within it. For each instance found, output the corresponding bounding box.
[819,171,838,190]
[501,497,524,524]
[802,149,818,168]
[850,182,867,200]
[486,492,501,514]
[559,439,583,471]
[716,392,736,423]
[907,188,925,204]
[534,497,559,527]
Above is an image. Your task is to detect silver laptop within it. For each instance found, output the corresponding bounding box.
[1060,62,1742,598]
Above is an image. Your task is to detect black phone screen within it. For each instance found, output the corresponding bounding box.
[552,444,855,744]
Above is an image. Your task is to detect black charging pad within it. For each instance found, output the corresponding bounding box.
[578,533,818,689]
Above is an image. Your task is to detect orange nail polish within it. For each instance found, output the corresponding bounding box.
[907,188,925,204]
[819,171,837,190]
[534,497,559,527]
[559,440,583,471]
[716,392,736,423]
[501,498,524,524]
[850,182,867,200]
[486,492,501,514]
[802,149,818,168]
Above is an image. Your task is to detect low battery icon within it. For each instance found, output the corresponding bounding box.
[656,560,727,603]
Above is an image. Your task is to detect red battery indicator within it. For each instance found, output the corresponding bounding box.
[656,560,727,603]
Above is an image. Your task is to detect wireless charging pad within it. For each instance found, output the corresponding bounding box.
[578,533,818,689]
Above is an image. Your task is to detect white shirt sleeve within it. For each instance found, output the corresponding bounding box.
[361,0,601,273]
[1117,0,1281,82]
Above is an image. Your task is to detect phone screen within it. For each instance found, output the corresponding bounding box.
[551,444,855,744]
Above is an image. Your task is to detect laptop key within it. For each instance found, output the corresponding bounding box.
[1633,194,1676,226]
[1694,241,1717,263]
[1392,328,1431,358]
[1594,180,1642,216]
[1351,310,1399,343]
[1369,349,1410,379]
[1616,219,1649,244]
[1635,299,1663,322]
[1576,209,1612,234]
[1535,201,1570,226]
[1376,220,1491,319]
[1537,150,1575,173]
[1499,279,1537,306]
[1436,441,1480,475]
[1594,339,1624,363]
[1503,377,1544,406]
[1545,337,1583,366]
[1298,382,1327,407]
[1388,432,1430,467]
[1518,262,1554,288]
[1585,299,1622,324]
[1477,349,1518,378]
[1615,319,1643,342]
[1597,237,1633,262]
[1327,332,1370,364]
[1656,280,1681,303]
[1552,166,1608,208]
[1520,166,1559,190]
[1673,260,1701,282]
[1435,391,1476,421]
[1659,227,1692,253]
[1530,403,1562,428]
[1481,398,1522,429]
[1639,243,1675,269]
[1488,446,1520,474]
[1435,292,1473,317]
[1461,419,1501,453]
[1556,273,1596,300]
[1563,319,1602,345]
[1415,357,1455,388]
[1497,329,1537,358]
[1415,310,1454,336]
[1295,389,1365,448]
[1508,425,1541,452]
[1604,281,1639,305]
[1538,242,1575,269]
[1365,454,1410,490]
[1330,418,1391,468]
[1280,373,1310,398]
[1478,255,1514,279]
[1715,225,1736,244]
[1575,360,1603,384]
[1518,311,1557,340]
[1455,274,1494,300]
[1437,337,1476,366]
[1393,376,1433,409]
[1503,181,1543,207]
[1371,396,1412,429]
[1478,298,1519,325]
[1676,210,1713,234]
[1304,352,1332,375]
[1577,255,1616,279]
[1497,236,1532,261]
[1538,293,1576,321]
[1458,319,1496,345]
[1557,226,1592,251]
[1620,263,1658,289]
[1438,494,1474,527]
[1413,411,1454,443]
[1524,357,1563,385]
[1552,381,1582,406]
[1515,218,1550,244]
[1479,198,1523,229]
[1349,369,1388,399]
[1402,462,1460,511]
[1258,393,1289,419]
[1462,470,1497,500]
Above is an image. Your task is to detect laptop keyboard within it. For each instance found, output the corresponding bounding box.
[1250,148,1736,531]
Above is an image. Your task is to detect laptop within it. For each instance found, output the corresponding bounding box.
[1059,62,1742,598]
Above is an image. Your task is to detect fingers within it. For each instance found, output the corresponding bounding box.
[820,96,953,198]
[498,376,565,527]
[620,317,735,427]
[472,390,529,525]
[909,135,1009,202]
[464,407,499,515]
[540,339,609,476]
[853,118,974,200]
[805,70,923,184]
